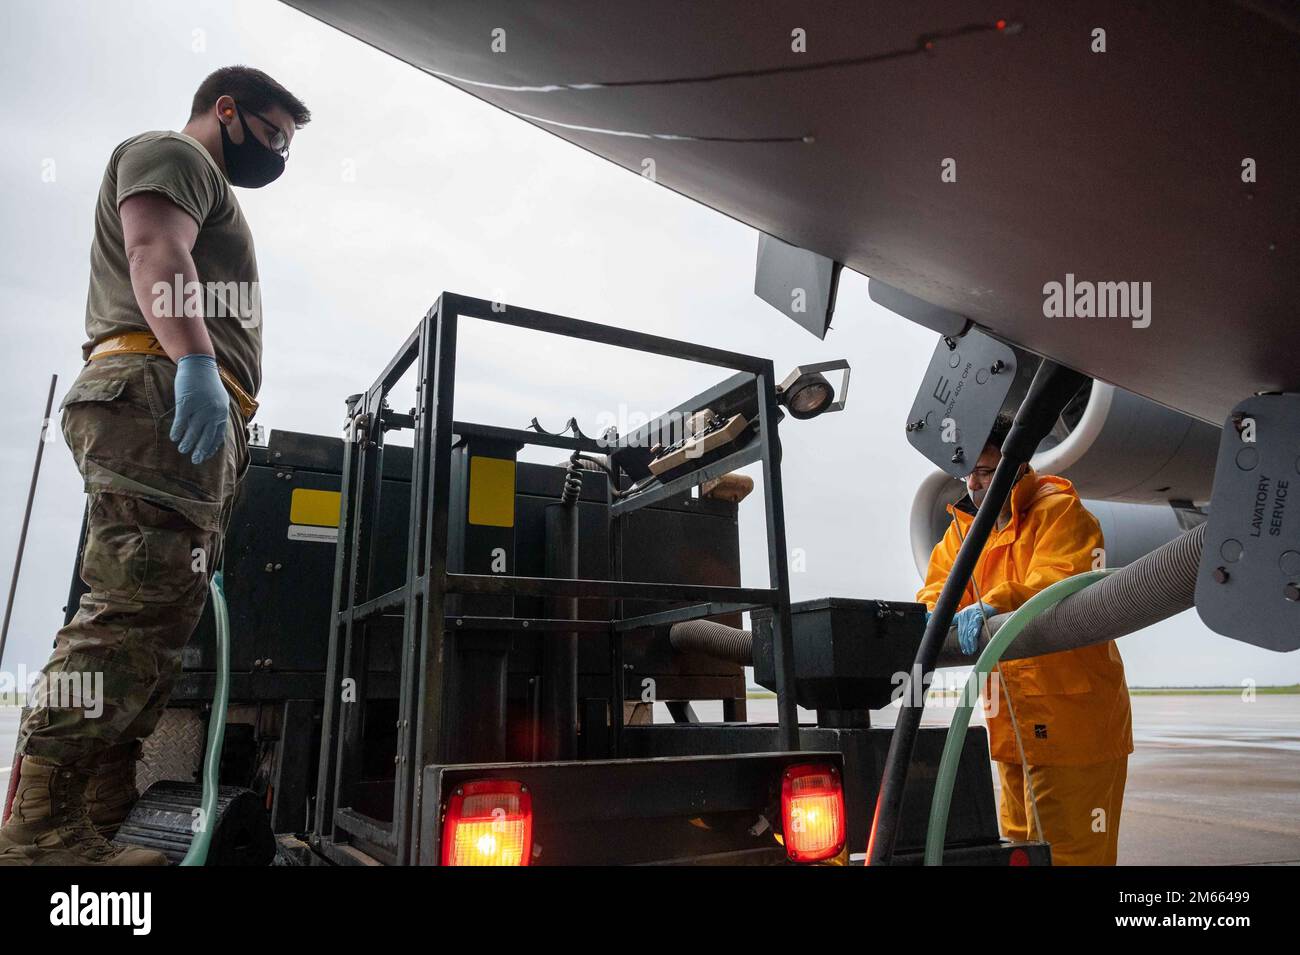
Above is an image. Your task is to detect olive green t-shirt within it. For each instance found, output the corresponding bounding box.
[84,130,262,396]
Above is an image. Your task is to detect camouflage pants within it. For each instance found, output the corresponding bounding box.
[17,354,248,767]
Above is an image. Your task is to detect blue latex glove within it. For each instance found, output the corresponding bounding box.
[170,354,229,465]
[953,602,999,656]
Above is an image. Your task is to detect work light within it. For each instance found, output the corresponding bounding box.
[776,361,850,420]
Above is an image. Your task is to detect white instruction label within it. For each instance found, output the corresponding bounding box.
[288,524,338,543]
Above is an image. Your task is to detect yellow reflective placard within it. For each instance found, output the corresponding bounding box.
[289,488,342,528]
[468,456,515,527]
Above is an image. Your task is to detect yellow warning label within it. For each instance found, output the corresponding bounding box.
[289,488,342,528]
[468,456,515,527]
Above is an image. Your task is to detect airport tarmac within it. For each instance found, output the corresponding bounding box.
[736,692,1300,865]
[2,693,1296,865]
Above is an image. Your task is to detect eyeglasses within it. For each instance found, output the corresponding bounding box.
[966,462,1028,485]
[240,105,291,159]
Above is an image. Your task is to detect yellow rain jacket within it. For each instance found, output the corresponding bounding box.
[917,469,1133,766]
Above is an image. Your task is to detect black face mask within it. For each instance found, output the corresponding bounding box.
[219,104,286,188]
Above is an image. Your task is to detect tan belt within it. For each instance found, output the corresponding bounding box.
[87,332,258,421]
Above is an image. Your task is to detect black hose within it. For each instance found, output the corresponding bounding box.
[561,453,583,506]
[867,360,1088,865]
[669,619,753,666]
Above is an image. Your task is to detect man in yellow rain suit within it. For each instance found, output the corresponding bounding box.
[917,415,1132,865]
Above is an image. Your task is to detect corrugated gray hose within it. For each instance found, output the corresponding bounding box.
[944,521,1207,665]
[670,523,1207,669]
[669,618,753,666]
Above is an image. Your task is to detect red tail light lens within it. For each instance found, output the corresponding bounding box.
[441,780,533,866]
[781,763,846,863]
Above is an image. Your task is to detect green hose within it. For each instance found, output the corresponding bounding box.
[179,570,231,867]
[923,569,1114,866]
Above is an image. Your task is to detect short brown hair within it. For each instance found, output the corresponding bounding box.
[190,66,310,127]
[986,412,1013,451]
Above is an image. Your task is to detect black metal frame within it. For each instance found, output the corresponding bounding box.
[313,293,799,865]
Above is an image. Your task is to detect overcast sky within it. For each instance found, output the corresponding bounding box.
[1,0,1294,690]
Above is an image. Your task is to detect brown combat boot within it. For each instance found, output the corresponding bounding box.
[0,756,168,866]
[83,741,143,839]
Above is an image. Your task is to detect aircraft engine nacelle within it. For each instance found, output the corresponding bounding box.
[1030,381,1220,505]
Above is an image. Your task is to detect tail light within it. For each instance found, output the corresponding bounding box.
[781,763,846,863]
[441,780,533,866]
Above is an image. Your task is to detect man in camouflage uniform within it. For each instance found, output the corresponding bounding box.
[0,67,308,865]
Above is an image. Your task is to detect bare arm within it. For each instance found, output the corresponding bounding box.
[120,193,215,361]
